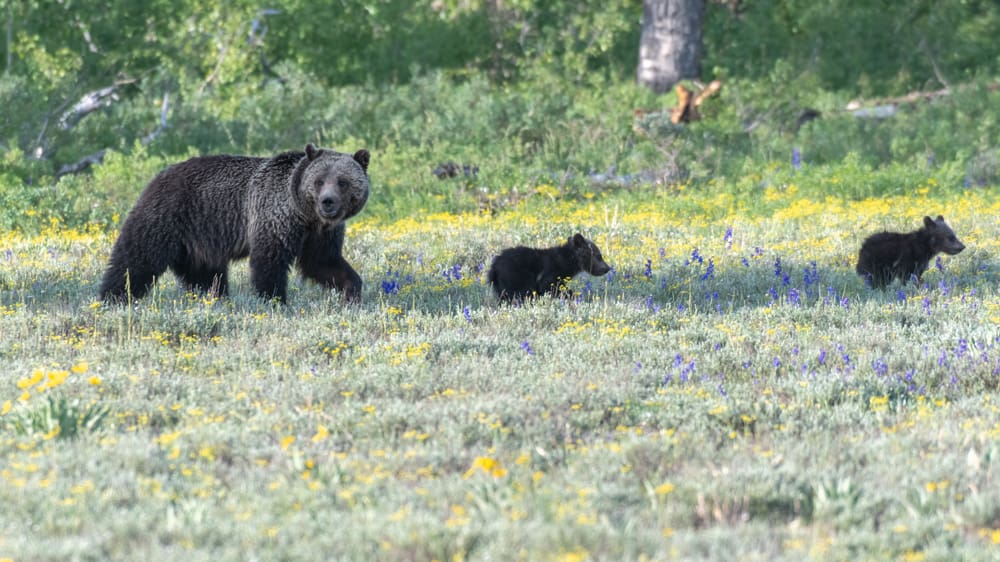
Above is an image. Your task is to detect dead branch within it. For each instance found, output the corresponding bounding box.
[57,149,106,177]
[58,79,136,130]
[845,86,951,117]
[139,92,170,145]
[670,80,722,124]
[56,92,170,178]
[844,81,1000,119]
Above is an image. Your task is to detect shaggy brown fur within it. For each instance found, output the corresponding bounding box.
[99,144,370,304]
[856,215,965,289]
[488,233,611,303]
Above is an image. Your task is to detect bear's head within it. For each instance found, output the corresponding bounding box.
[924,215,966,256]
[570,233,612,276]
[299,144,371,225]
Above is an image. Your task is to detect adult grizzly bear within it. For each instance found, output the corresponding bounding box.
[99,144,370,304]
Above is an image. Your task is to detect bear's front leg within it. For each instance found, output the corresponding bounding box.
[299,225,362,303]
[249,234,298,303]
[330,259,363,303]
[300,256,362,303]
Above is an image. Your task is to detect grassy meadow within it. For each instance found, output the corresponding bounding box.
[1,181,999,560]
[4,1,1000,559]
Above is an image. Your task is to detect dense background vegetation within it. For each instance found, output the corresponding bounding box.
[2,3,1000,560]
[1,0,999,230]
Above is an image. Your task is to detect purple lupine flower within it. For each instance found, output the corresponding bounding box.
[792,148,802,170]
[872,358,888,377]
[680,360,695,382]
[381,279,400,294]
[381,270,401,295]
[788,287,800,306]
[955,338,968,359]
[838,344,851,366]
[701,259,715,281]
[688,249,703,266]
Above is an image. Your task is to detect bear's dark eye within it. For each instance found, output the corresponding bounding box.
[314,178,324,189]
[337,178,349,189]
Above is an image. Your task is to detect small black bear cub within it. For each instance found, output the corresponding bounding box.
[856,215,965,289]
[488,233,611,303]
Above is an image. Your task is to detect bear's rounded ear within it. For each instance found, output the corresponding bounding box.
[936,214,945,222]
[353,149,370,172]
[305,144,320,161]
[923,216,935,228]
[572,233,586,247]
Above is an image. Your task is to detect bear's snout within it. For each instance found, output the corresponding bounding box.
[318,196,341,219]
[591,261,612,276]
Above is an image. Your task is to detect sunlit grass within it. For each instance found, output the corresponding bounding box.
[1,187,998,560]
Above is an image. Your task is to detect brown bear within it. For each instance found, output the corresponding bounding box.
[856,215,965,289]
[487,233,612,303]
[99,144,370,304]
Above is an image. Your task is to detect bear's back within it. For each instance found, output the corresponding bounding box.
[136,155,267,214]
[126,154,270,263]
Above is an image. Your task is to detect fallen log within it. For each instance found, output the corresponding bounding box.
[846,82,999,119]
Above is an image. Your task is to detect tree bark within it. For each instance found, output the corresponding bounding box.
[637,0,705,94]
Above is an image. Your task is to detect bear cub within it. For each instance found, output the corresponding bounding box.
[99,144,370,304]
[856,215,965,289]
[488,233,612,303]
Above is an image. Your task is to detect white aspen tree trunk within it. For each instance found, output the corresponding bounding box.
[637,0,705,93]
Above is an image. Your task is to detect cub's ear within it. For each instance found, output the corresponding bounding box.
[936,214,945,222]
[353,149,370,172]
[305,144,320,161]
[923,216,936,228]
[572,233,586,247]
